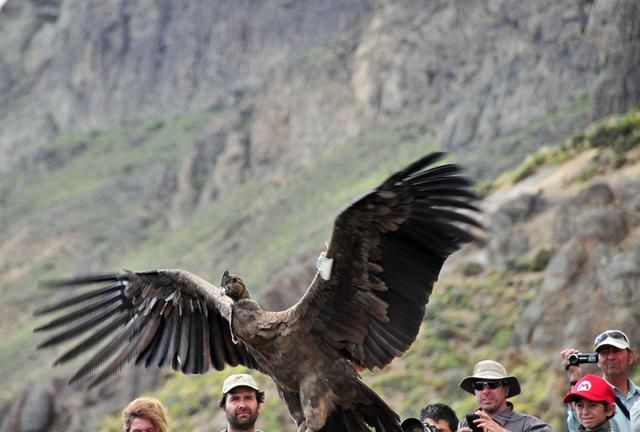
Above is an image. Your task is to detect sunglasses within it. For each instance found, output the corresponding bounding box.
[594,330,629,346]
[473,381,503,391]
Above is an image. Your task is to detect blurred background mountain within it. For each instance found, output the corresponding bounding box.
[1,0,639,430]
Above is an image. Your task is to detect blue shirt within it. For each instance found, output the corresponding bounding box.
[631,400,640,432]
[567,379,640,432]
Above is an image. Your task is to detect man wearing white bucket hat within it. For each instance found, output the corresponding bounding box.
[458,360,550,432]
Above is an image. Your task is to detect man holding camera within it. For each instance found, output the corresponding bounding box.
[421,403,459,432]
[400,403,459,432]
[561,329,640,432]
[458,360,550,432]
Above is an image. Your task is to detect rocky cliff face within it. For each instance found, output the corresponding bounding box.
[1,0,639,430]
[2,0,639,182]
[0,0,372,172]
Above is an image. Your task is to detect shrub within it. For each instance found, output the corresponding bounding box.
[461,261,484,277]
[530,248,554,272]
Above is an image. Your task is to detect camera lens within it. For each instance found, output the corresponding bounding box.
[401,418,428,432]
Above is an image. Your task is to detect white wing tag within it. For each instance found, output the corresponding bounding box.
[316,253,334,281]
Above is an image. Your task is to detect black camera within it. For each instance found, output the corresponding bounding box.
[401,418,437,432]
[466,414,482,432]
[567,352,599,367]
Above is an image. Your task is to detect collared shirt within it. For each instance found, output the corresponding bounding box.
[630,399,640,432]
[567,379,640,432]
[459,403,551,432]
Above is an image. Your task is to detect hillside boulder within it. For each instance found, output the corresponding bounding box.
[0,380,54,432]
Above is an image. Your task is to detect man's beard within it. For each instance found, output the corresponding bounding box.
[226,409,259,430]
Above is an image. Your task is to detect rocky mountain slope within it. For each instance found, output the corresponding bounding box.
[2,0,639,179]
[1,0,639,431]
[5,109,638,432]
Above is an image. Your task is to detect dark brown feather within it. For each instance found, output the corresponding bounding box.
[54,314,130,365]
[34,270,258,385]
[37,299,125,348]
[292,151,480,374]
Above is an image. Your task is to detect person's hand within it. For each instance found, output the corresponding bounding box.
[473,410,507,432]
[560,347,583,382]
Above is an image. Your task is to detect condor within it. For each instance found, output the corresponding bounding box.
[35,152,481,432]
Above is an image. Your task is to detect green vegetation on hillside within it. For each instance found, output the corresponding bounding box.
[0,111,213,386]
[5,103,640,431]
[487,108,640,193]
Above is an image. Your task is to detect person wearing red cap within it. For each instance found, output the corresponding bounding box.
[561,329,640,432]
[564,374,616,432]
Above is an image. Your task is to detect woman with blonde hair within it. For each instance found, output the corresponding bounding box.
[121,397,170,432]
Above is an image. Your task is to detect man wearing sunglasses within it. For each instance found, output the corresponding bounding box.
[458,360,550,432]
[561,329,640,432]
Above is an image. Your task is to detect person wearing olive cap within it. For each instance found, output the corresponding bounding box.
[564,374,616,432]
[218,374,265,432]
[561,329,640,432]
[458,360,550,432]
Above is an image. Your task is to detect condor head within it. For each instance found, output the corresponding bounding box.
[220,270,250,301]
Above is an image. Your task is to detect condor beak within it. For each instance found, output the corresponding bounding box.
[221,270,230,284]
[220,270,231,296]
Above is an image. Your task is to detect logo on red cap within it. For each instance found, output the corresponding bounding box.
[576,381,592,392]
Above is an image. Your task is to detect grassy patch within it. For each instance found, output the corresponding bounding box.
[1,111,211,223]
[490,107,640,190]
[467,92,591,190]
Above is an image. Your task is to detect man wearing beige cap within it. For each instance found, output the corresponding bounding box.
[458,360,550,432]
[561,329,640,432]
[218,373,265,432]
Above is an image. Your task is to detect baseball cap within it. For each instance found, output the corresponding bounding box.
[222,373,260,395]
[593,330,630,351]
[563,374,615,404]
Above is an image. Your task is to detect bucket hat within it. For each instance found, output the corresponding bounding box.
[459,360,521,397]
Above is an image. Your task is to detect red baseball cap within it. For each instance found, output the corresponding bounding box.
[563,374,615,404]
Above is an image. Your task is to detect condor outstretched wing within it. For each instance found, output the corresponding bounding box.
[34,269,260,387]
[293,152,480,370]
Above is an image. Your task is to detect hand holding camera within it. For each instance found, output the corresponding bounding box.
[466,414,482,432]
[566,352,598,369]
[460,411,509,432]
[561,347,598,371]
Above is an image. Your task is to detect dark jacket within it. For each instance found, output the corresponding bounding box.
[578,419,613,432]
[459,403,551,432]
[219,429,264,432]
